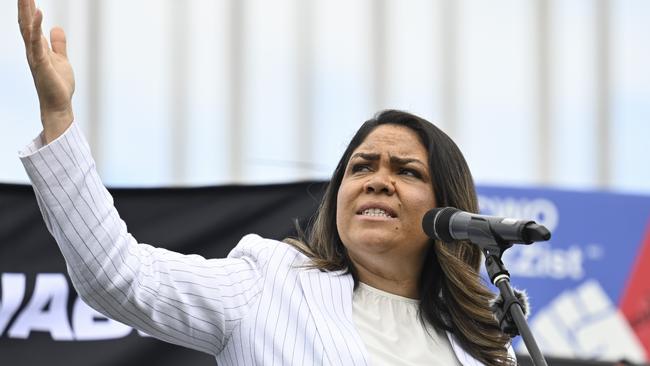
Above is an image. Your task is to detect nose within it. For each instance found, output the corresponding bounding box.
[363,172,396,195]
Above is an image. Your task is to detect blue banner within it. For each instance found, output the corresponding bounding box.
[477,186,650,362]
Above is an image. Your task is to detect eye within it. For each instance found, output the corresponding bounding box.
[399,168,422,178]
[351,163,372,173]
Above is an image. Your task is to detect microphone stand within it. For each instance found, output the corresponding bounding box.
[486,253,548,366]
[467,222,549,366]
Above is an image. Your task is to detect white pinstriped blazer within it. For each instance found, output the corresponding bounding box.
[19,123,490,365]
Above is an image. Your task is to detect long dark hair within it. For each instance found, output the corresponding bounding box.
[285,110,512,365]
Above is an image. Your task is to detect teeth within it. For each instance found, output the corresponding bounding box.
[362,208,392,218]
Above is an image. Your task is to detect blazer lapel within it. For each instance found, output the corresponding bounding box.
[299,269,368,366]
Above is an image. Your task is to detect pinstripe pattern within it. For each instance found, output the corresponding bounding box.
[19,123,493,365]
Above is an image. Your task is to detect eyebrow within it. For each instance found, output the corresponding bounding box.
[350,152,427,167]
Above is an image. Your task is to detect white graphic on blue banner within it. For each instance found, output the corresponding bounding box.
[516,280,645,362]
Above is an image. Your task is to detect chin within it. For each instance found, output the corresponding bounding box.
[346,234,397,253]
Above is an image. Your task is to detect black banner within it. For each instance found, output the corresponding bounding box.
[0,182,326,366]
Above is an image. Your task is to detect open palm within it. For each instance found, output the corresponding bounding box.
[18,0,75,142]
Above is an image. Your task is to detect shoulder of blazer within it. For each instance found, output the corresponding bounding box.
[227,234,302,271]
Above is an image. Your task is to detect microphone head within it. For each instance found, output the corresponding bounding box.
[523,223,552,242]
[422,207,459,243]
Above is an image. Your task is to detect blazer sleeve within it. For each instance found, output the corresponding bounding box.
[18,123,270,356]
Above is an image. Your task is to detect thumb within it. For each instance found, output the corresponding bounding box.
[50,27,67,58]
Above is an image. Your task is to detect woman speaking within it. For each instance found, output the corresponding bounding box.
[16,0,515,364]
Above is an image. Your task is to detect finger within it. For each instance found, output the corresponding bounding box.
[30,8,46,61]
[50,27,67,58]
[18,0,33,44]
[27,0,35,16]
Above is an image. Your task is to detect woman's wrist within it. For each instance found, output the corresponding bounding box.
[41,107,74,144]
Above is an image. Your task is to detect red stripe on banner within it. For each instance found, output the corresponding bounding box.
[620,220,650,359]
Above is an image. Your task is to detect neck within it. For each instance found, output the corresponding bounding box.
[349,252,423,299]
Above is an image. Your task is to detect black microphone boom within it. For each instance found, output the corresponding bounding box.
[422,207,551,246]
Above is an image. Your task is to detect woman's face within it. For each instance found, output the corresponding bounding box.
[336,124,436,269]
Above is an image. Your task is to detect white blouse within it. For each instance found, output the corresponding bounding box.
[352,282,463,366]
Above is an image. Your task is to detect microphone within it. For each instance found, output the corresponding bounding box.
[422,207,551,245]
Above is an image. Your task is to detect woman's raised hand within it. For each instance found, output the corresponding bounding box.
[18,0,75,144]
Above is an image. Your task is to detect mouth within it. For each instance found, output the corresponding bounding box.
[356,206,397,219]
